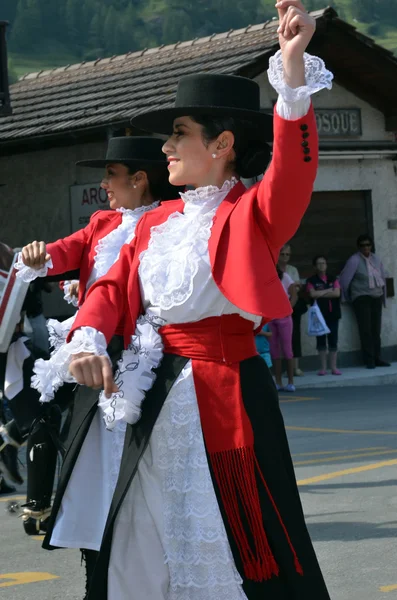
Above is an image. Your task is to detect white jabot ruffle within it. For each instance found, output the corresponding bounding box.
[14,254,53,282]
[30,203,159,402]
[93,203,159,281]
[98,311,165,430]
[268,50,334,120]
[139,179,237,311]
[62,280,79,307]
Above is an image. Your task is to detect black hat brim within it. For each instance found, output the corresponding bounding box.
[131,106,273,141]
[75,158,167,169]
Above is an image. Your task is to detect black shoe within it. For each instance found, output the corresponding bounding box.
[0,476,16,495]
[0,430,24,485]
[366,363,376,369]
[375,360,391,367]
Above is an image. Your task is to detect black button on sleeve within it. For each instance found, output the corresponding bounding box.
[301,141,309,147]
[303,147,310,154]
[300,124,308,131]
[304,156,312,162]
[302,132,310,139]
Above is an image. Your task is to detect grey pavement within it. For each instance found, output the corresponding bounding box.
[0,385,396,599]
[293,361,397,389]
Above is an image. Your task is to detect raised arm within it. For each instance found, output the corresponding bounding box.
[255,1,333,249]
[15,211,103,281]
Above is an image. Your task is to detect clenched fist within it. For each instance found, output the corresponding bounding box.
[69,352,119,397]
[21,241,51,269]
[275,0,316,88]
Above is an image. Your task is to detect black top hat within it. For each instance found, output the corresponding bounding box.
[76,136,167,169]
[131,74,273,141]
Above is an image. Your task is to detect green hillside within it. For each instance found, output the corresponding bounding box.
[3,0,397,81]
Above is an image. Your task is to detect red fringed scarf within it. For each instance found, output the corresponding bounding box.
[160,314,303,582]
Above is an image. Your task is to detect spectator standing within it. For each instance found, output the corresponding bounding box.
[306,255,342,375]
[339,234,389,369]
[278,244,305,376]
[269,267,298,392]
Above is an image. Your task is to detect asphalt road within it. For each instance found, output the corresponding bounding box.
[1,385,396,599]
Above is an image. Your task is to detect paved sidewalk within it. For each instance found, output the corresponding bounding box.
[292,362,397,389]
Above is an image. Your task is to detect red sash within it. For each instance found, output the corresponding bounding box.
[160,314,302,582]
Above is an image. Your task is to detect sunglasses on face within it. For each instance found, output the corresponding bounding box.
[359,243,372,247]
[280,252,291,256]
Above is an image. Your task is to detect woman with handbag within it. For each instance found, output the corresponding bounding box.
[306,255,342,375]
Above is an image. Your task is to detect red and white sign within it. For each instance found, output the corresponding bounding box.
[69,183,110,232]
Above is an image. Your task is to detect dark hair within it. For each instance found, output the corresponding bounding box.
[126,164,182,200]
[191,114,271,178]
[356,234,373,247]
[312,254,327,267]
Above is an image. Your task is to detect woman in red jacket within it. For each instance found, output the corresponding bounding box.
[63,2,333,599]
[15,136,180,598]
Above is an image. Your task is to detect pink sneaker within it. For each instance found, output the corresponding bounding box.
[318,370,327,376]
[332,369,342,376]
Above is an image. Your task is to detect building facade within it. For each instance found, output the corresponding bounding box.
[1,8,397,363]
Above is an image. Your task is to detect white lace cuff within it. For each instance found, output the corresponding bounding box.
[31,326,108,403]
[14,252,53,282]
[63,280,79,307]
[98,313,164,430]
[268,50,333,120]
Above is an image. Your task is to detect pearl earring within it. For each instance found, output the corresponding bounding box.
[212,153,217,159]
[133,185,137,188]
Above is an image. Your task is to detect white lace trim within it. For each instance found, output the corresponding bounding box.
[31,326,108,402]
[268,50,333,103]
[139,180,236,311]
[14,253,53,282]
[62,280,79,307]
[180,178,238,204]
[93,203,159,280]
[98,311,165,430]
[153,366,246,598]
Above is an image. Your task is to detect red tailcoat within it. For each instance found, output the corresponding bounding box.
[70,106,318,346]
[46,210,123,306]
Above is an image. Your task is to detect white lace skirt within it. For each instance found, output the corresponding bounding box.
[108,361,248,600]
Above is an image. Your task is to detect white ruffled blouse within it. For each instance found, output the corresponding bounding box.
[21,202,159,403]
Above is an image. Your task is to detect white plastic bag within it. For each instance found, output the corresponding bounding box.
[307,301,331,337]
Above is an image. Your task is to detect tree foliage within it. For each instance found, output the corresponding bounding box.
[3,0,397,61]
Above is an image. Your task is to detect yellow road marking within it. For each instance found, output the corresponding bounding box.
[293,447,388,457]
[380,584,397,592]
[31,535,45,541]
[0,572,59,588]
[297,458,397,485]
[0,494,24,503]
[295,448,397,466]
[287,426,397,436]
